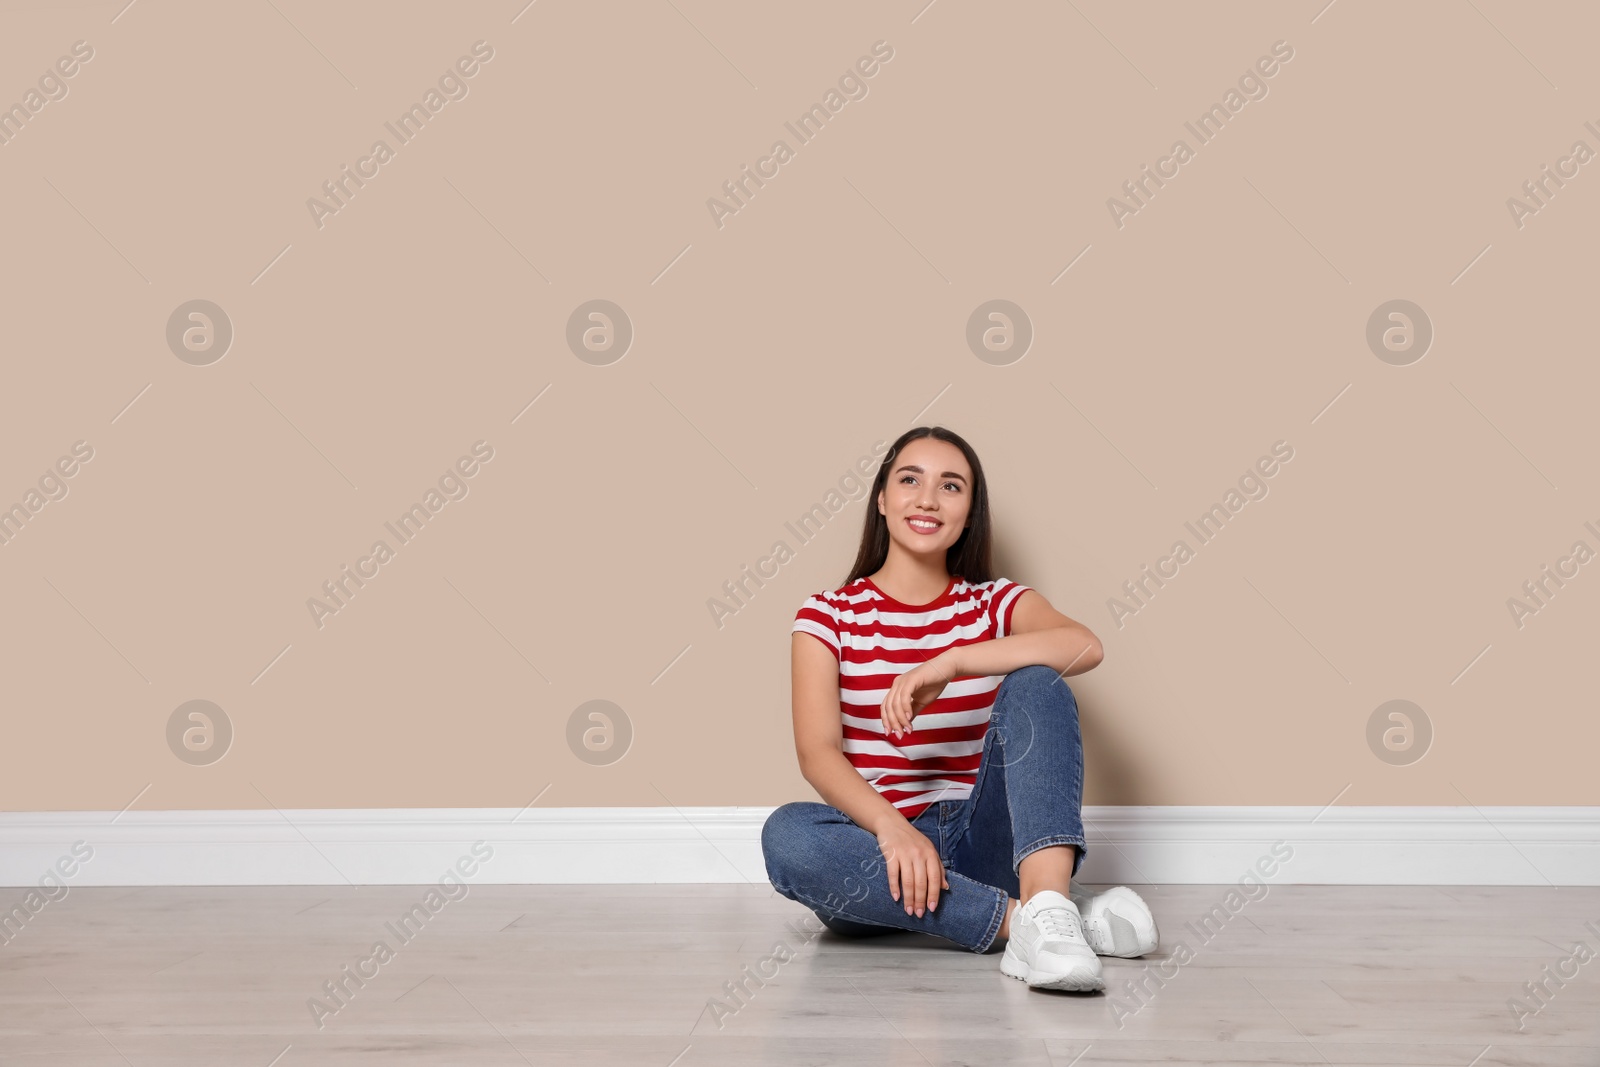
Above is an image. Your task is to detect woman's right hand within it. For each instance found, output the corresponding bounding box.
[875,821,949,918]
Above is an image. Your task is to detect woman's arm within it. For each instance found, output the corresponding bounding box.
[878,589,1104,739]
[790,631,949,916]
[946,588,1104,679]
[790,632,910,836]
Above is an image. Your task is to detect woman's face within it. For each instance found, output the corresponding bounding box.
[876,437,973,561]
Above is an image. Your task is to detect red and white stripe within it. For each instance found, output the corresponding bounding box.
[793,576,1032,819]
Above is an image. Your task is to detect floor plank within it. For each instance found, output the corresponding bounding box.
[0,884,1596,1065]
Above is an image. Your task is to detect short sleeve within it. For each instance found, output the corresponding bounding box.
[793,594,841,660]
[986,579,1033,640]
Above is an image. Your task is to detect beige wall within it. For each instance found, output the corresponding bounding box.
[1,1,1595,813]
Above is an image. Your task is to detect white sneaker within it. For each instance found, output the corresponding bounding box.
[999,891,1103,992]
[1069,885,1159,958]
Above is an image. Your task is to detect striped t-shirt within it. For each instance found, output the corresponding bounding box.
[792,574,1034,820]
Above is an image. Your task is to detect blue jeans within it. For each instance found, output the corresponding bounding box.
[761,664,1088,954]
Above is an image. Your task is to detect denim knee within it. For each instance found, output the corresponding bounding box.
[761,800,830,893]
[997,664,1078,712]
[1004,664,1061,685]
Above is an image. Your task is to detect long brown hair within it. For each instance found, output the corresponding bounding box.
[843,426,995,588]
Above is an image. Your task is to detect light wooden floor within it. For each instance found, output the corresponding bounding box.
[1,882,1597,1065]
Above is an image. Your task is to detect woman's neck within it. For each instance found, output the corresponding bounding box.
[869,556,951,606]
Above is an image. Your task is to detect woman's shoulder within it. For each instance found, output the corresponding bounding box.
[793,580,870,650]
[960,575,1029,595]
[796,577,870,612]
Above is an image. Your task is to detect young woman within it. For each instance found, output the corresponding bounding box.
[761,426,1158,992]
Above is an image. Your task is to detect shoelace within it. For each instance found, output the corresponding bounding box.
[1032,906,1082,941]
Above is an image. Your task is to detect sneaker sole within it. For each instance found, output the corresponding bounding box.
[1081,887,1159,958]
[1000,946,1104,992]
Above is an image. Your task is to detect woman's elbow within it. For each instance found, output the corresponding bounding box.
[1072,631,1104,673]
[795,744,833,781]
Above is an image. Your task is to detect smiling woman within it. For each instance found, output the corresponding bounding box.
[763,425,1156,994]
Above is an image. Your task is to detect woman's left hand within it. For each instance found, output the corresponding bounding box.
[881,652,961,739]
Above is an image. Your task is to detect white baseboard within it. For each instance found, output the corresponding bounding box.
[1,806,1596,888]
